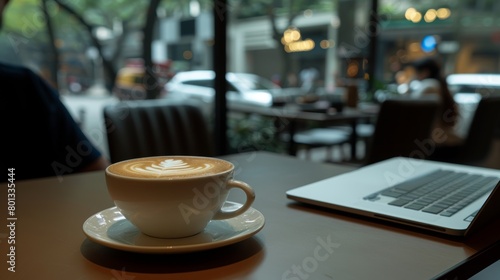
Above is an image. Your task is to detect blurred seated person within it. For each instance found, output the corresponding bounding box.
[0,62,110,181]
[1,0,109,181]
[407,56,462,146]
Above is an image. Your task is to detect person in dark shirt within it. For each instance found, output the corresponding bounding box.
[408,56,462,146]
[1,0,109,181]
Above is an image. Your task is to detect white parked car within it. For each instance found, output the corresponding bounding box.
[446,74,500,138]
[164,70,300,109]
[447,73,500,96]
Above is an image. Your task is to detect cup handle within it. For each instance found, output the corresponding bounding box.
[212,180,255,220]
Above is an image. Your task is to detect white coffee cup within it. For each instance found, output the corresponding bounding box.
[105,155,255,238]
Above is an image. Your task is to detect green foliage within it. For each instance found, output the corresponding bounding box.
[74,0,148,26]
[228,114,286,154]
[3,0,151,41]
[3,0,46,39]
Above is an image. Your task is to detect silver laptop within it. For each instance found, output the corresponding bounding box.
[286,157,500,236]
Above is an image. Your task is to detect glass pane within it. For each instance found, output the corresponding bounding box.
[4,0,499,160]
[0,0,215,160]
[378,0,500,90]
[226,0,339,154]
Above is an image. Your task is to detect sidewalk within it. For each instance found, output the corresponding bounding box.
[61,92,119,159]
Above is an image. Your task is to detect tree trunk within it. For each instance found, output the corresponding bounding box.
[42,0,59,89]
[142,0,161,99]
[54,0,117,91]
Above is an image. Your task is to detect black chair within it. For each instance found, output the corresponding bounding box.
[363,97,440,165]
[290,98,440,163]
[293,97,439,164]
[103,99,215,163]
[291,127,351,161]
[429,95,500,166]
[306,121,376,160]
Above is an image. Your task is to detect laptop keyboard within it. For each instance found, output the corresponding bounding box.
[364,169,499,217]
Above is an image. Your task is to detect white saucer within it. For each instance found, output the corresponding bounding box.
[82,202,265,254]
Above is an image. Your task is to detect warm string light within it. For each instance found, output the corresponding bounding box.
[405,7,451,23]
[281,27,315,53]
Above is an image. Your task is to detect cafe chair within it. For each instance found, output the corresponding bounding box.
[313,97,438,165]
[285,112,375,162]
[287,98,439,164]
[361,97,440,165]
[314,121,376,160]
[290,127,351,161]
[103,99,215,163]
[428,95,500,166]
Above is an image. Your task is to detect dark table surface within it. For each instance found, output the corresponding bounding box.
[2,151,499,279]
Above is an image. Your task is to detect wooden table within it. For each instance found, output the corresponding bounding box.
[229,103,378,158]
[2,151,499,279]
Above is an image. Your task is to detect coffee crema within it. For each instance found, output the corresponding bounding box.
[108,157,232,178]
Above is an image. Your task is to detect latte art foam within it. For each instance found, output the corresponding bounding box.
[133,159,212,176]
[108,157,231,178]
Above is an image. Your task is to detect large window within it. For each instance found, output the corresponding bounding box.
[378,0,500,81]
[2,0,498,157]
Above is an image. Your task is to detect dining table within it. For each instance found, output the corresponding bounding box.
[2,151,500,279]
[229,102,379,159]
